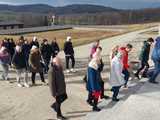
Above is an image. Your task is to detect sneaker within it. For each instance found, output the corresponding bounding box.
[70,68,76,73]
[42,82,48,86]
[66,69,70,73]
[17,83,23,88]
[24,83,30,88]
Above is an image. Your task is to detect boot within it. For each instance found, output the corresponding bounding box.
[134,73,140,79]
[57,114,67,120]
[112,97,120,102]
[92,98,101,112]
[51,102,57,112]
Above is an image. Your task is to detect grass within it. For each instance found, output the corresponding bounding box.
[0,29,120,49]
[0,22,159,49]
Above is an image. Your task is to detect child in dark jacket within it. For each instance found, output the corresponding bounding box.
[135,38,154,79]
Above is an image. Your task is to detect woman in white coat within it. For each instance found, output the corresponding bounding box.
[110,51,125,102]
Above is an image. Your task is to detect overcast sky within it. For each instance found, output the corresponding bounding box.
[0,0,160,9]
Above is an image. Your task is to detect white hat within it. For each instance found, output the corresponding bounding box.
[15,45,22,52]
[0,46,6,52]
[33,36,37,41]
[31,45,37,50]
[66,36,71,41]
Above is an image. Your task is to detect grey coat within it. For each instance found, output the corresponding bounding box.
[48,64,66,97]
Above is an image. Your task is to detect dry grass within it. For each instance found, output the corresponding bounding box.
[0,29,120,48]
[0,22,158,48]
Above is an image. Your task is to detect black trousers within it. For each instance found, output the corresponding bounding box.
[31,72,45,84]
[136,61,149,76]
[53,94,67,116]
[65,55,75,69]
[100,81,104,98]
[112,86,121,99]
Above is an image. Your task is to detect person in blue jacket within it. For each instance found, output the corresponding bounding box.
[150,37,160,84]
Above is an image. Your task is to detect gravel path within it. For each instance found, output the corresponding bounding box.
[0,26,158,120]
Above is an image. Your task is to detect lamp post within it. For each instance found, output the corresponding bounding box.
[51,15,55,26]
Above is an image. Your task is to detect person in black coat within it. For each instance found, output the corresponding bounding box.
[64,36,75,73]
[8,38,16,60]
[135,38,154,79]
[30,36,39,48]
[22,40,31,69]
[12,46,29,88]
[51,38,60,58]
[48,57,67,120]
[40,39,52,73]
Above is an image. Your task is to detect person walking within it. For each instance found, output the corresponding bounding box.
[22,39,31,70]
[8,38,16,60]
[48,56,67,120]
[51,38,60,58]
[135,38,154,79]
[110,52,125,101]
[29,46,46,86]
[109,45,119,62]
[40,39,52,73]
[12,46,29,88]
[0,46,11,81]
[120,44,133,88]
[64,36,75,73]
[83,40,100,82]
[30,36,39,48]
[87,47,102,112]
[149,37,160,84]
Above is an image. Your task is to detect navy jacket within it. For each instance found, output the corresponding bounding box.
[64,41,74,55]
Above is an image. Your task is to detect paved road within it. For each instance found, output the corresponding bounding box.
[0,26,158,120]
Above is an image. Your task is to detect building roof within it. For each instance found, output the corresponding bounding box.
[0,21,23,26]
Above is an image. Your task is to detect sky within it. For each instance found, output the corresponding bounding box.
[0,0,160,9]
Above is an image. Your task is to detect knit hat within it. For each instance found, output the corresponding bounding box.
[66,36,71,42]
[31,45,37,51]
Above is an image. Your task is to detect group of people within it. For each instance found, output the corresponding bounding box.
[1,34,160,120]
[0,36,76,88]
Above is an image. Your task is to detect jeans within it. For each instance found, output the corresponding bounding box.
[0,64,9,80]
[44,59,50,73]
[136,61,149,76]
[65,55,75,69]
[150,61,160,82]
[16,68,28,84]
[112,86,121,99]
[122,69,130,86]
